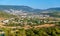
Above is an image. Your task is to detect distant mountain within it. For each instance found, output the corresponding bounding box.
[42,7,60,13]
[47,7,60,11]
[0,5,41,13]
[0,5,60,14]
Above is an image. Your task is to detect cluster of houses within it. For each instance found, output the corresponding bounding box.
[20,14,50,19]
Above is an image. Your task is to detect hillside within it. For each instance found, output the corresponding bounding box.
[0,11,16,18]
[0,5,41,13]
[0,5,60,13]
[0,5,60,17]
[41,12,60,18]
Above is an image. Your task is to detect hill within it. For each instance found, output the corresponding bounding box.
[0,11,16,18]
[0,5,60,15]
[0,5,41,13]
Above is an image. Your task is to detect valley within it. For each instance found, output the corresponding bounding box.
[0,5,60,36]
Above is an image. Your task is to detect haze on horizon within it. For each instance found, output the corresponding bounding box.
[0,0,60,9]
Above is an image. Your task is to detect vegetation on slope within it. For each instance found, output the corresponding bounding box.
[0,25,60,36]
[0,11,16,18]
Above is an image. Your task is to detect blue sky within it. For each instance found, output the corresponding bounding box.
[0,0,60,9]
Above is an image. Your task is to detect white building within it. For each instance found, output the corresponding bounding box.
[3,20,9,23]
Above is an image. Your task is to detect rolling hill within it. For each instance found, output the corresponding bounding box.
[0,5,60,15]
[0,11,16,18]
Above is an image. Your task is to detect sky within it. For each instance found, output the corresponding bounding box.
[0,0,60,9]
